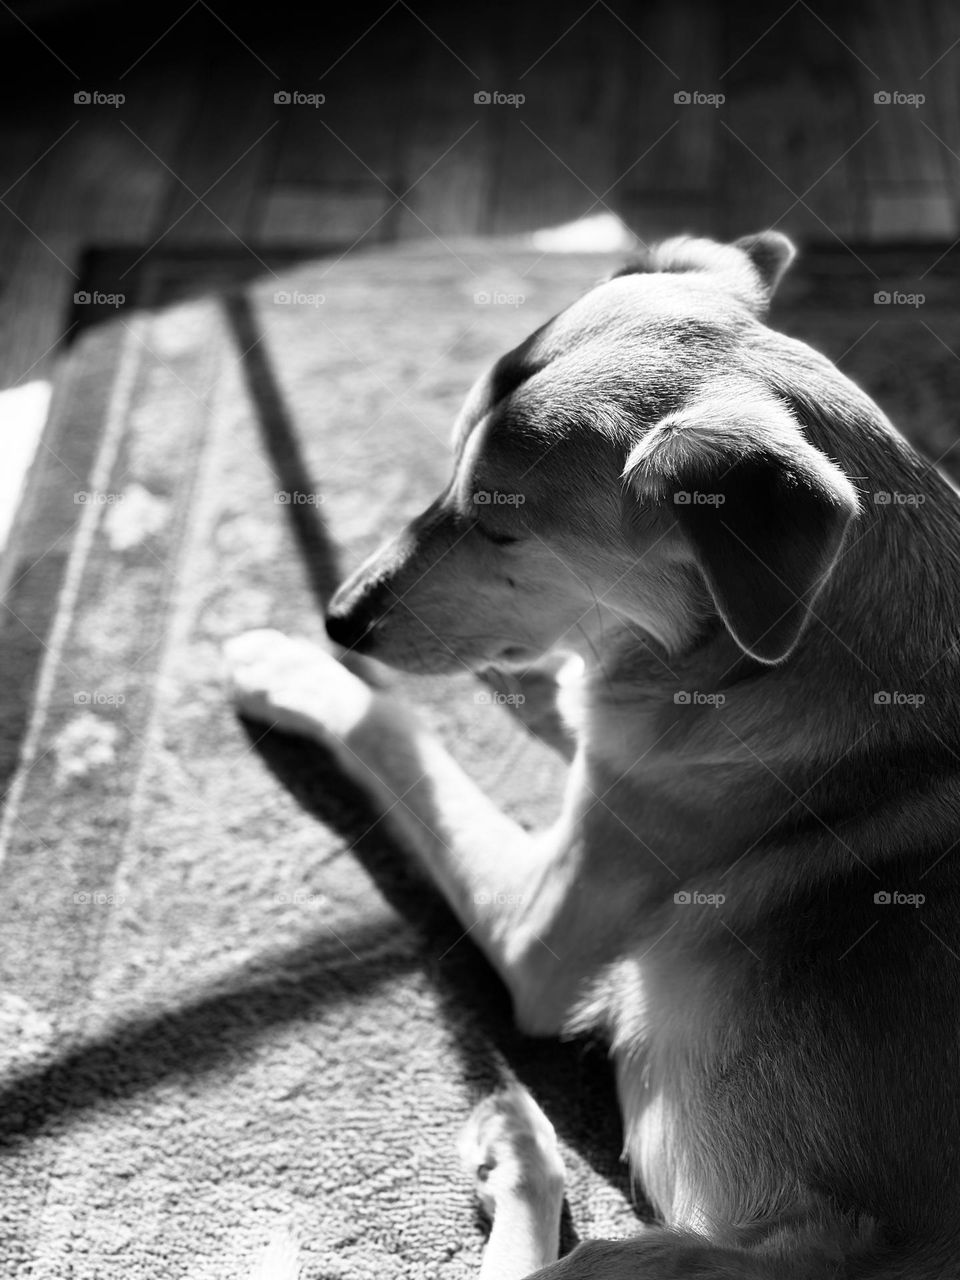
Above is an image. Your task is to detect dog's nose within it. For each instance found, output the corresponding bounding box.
[325,605,374,651]
[326,564,393,652]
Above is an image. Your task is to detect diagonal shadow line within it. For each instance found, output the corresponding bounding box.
[221,290,341,611]
[0,915,415,1152]
[0,727,452,1153]
[0,721,632,1219]
[0,729,434,1152]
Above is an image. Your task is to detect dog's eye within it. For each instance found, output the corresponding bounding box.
[476,525,521,546]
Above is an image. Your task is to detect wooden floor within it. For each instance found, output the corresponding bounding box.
[0,0,958,392]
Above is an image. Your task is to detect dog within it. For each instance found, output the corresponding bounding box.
[226,231,960,1278]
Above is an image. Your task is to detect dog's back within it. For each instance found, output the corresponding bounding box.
[564,317,960,1277]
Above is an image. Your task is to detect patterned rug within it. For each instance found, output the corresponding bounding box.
[0,236,957,1278]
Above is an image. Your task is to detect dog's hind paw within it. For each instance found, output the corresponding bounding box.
[223,629,374,741]
[459,1086,565,1218]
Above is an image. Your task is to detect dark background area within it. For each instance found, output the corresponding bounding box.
[0,0,957,392]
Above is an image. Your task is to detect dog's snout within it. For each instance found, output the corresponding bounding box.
[324,607,372,651]
[323,504,465,668]
[325,579,383,651]
[325,562,395,650]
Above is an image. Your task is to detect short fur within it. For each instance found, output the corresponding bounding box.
[227,231,960,1279]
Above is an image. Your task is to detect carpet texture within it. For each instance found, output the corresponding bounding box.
[1,239,959,1279]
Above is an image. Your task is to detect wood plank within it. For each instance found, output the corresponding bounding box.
[99,58,204,245]
[0,47,204,386]
[392,24,498,240]
[0,234,78,389]
[491,0,627,236]
[720,4,863,241]
[850,0,953,240]
[259,21,416,244]
[156,27,278,246]
[0,120,80,390]
[620,0,722,239]
[868,187,956,239]
[0,123,56,285]
[926,0,960,162]
[18,77,198,247]
[259,186,390,246]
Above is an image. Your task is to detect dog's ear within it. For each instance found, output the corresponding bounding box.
[613,231,796,314]
[732,231,796,302]
[622,391,859,664]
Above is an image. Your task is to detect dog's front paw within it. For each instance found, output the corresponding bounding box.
[223,629,375,741]
[459,1087,565,1218]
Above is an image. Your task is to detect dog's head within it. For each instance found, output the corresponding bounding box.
[326,232,860,674]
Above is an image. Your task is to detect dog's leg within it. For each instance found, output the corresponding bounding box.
[460,1088,565,1280]
[479,658,578,761]
[224,631,565,1022]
